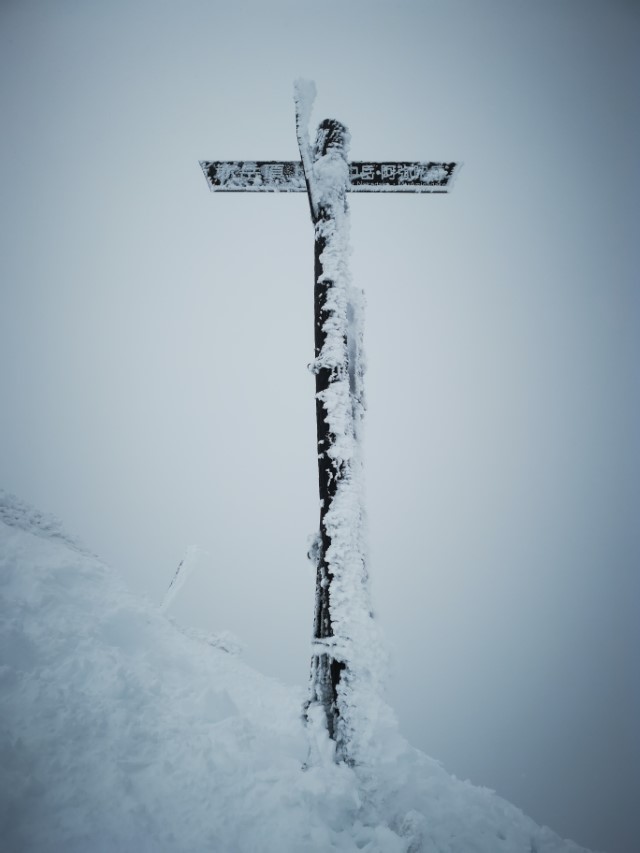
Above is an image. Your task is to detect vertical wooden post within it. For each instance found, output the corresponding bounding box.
[306,119,354,756]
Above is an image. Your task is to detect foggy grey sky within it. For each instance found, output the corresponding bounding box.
[1,2,638,852]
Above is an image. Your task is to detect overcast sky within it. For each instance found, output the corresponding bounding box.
[1,2,638,852]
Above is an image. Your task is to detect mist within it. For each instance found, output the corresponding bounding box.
[1,2,638,851]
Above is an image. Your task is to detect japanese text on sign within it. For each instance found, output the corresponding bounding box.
[200,161,458,193]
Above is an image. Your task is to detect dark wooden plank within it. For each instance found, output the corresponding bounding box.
[348,161,457,192]
[200,160,459,193]
[199,161,306,192]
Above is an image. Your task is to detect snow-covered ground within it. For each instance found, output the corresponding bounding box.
[0,491,594,853]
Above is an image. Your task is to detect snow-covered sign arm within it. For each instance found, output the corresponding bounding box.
[348,161,459,192]
[199,160,460,193]
[199,161,307,192]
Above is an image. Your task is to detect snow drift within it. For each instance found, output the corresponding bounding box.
[0,492,593,852]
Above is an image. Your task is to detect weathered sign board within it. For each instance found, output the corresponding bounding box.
[200,160,458,192]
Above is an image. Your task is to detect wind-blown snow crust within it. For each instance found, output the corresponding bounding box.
[297,89,393,766]
[0,493,593,853]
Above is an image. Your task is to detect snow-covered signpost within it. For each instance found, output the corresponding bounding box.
[200,81,459,765]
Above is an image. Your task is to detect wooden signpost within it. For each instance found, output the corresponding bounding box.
[200,83,459,764]
[200,159,457,193]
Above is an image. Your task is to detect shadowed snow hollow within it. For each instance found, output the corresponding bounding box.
[0,492,594,853]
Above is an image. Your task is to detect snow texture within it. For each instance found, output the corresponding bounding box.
[199,161,307,192]
[293,78,317,163]
[199,160,456,193]
[295,93,394,765]
[0,492,595,852]
[311,172,388,765]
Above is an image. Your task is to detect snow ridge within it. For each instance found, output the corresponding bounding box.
[0,495,594,853]
[0,489,92,555]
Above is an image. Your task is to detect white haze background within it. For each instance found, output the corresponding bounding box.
[1,2,638,852]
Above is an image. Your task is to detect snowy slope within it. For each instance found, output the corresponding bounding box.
[0,492,594,853]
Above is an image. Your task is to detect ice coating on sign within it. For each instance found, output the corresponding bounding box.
[200,161,308,191]
[348,161,453,191]
[199,160,459,193]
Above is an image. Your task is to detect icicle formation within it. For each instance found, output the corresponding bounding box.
[294,80,394,767]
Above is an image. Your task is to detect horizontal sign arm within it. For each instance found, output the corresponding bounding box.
[200,160,459,193]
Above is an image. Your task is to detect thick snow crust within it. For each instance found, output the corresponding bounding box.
[310,176,391,765]
[0,492,593,853]
[296,80,393,766]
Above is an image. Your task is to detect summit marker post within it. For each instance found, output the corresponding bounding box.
[200,81,459,764]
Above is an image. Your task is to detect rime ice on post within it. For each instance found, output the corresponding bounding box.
[296,99,382,765]
[199,81,460,765]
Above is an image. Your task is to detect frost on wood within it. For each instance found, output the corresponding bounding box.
[295,88,393,767]
[199,159,457,193]
[293,78,316,145]
[199,161,307,191]
[294,78,318,216]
